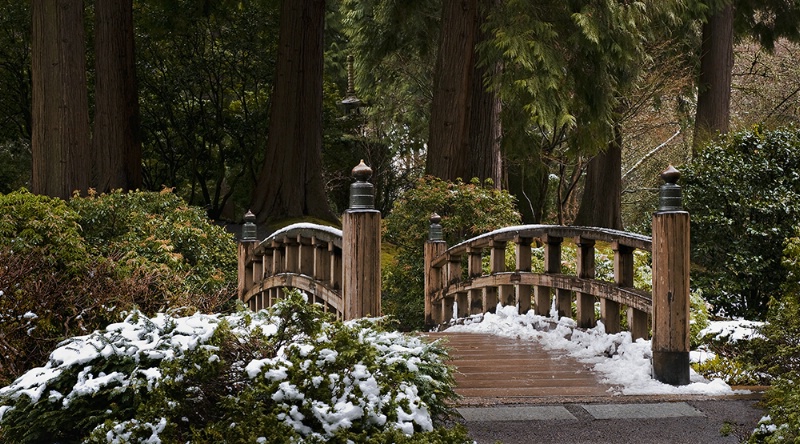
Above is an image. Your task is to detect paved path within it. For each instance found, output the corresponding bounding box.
[425,331,766,443]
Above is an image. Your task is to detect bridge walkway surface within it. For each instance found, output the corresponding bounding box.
[424,331,766,443]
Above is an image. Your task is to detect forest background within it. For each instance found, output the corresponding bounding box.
[1,0,798,231]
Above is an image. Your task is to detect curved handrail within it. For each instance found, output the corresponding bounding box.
[243,273,343,313]
[431,225,652,268]
[256,222,343,253]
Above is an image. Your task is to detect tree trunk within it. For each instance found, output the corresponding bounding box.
[93,0,142,192]
[250,0,337,226]
[466,0,502,188]
[426,0,476,182]
[31,0,90,199]
[693,4,734,152]
[426,0,502,185]
[573,123,623,230]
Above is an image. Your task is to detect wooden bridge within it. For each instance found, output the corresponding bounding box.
[238,163,691,386]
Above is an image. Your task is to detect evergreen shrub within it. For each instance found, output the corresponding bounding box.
[382,177,520,330]
[0,292,469,444]
[683,126,800,319]
[0,189,237,386]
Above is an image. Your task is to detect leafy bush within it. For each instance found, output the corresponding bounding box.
[0,189,237,386]
[683,126,800,319]
[0,292,469,443]
[383,177,520,330]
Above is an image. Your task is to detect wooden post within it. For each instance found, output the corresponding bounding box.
[467,247,483,314]
[576,236,596,328]
[652,166,690,385]
[342,161,381,320]
[516,237,533,314]
[490,240,509,308]
[605,242,633,334]
[237,210,259,301]
[425,214,447,327]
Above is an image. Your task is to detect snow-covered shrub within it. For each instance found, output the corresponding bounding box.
[0,291,467,443]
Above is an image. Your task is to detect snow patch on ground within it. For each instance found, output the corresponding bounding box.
[447,304,753,396]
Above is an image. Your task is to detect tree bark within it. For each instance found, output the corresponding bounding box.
[573,122,623,230]
[31,0,90,199]
[693,4,734,152]
[250,0,337,226]
[426,0,501,185]
[93,0,142,192]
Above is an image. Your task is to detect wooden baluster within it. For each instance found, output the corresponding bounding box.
[284,237,299,274]
[312,237,330,282]
[604,242,634,334]
[446,253,466,318]
[298,235,314,276]
[272,240,283,274]
[576,236,596,328]
[545,235,570,318]
[467,247,483,315]
[330,243,342,290]
[488,240,506,310]
[516,237,533,314]
[443,296,455,322]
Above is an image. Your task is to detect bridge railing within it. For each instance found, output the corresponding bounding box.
[424,222,653,339]
[238,221,345,317]
[237,160,381,321]
[425,165,691,385]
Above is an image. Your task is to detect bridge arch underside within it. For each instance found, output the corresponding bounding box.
[434,272,652,329]
[242,273,343,318]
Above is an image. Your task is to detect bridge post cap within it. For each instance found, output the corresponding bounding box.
[352,160,373,182]
[657,165,683,212]
[242,209,258,241]
[428,212,444,241]
[660,165,681,184]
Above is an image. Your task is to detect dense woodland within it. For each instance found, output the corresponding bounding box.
[0,0,798,229]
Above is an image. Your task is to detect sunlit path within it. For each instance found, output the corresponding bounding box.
[425,332,616,404]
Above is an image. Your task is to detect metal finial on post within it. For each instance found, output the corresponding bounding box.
[429,213,443,241]
[349,160,375,210]
[658,165,682,212]
[242,209,257,240]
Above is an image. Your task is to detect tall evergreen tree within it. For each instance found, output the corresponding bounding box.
[250,0,338,226]
[31,0,91,199]
[93,0,142,192]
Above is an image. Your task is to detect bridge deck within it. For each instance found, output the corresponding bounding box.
[424,332,616,404]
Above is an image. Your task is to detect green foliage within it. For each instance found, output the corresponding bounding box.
[683,126,800,319]
[383,177,520,330]
[69,188,237,300]
[750,373,800,443]
[0,189,236,386]
[690,290,711,349]
[0,291,469,443]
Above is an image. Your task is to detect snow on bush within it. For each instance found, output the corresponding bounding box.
[0,291,465,443]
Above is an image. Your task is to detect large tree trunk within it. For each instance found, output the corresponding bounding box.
[573,123,623,230]
[250,0,337,226]
[692,4,734,152]
[426,0,502,185]
[93,0,142,192]
[31,0,90,199]
[466,0,502,187]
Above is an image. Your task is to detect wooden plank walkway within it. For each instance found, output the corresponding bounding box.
[424,332,616,404]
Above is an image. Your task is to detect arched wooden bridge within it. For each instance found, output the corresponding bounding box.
[238,164,692,388]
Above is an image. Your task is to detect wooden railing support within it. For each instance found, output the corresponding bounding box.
[651,166,690,386]
[425,214,447,327]
[516,237,534,314]
[576,236,596,328]
[237,210,259,300]
[342,160,381,319]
